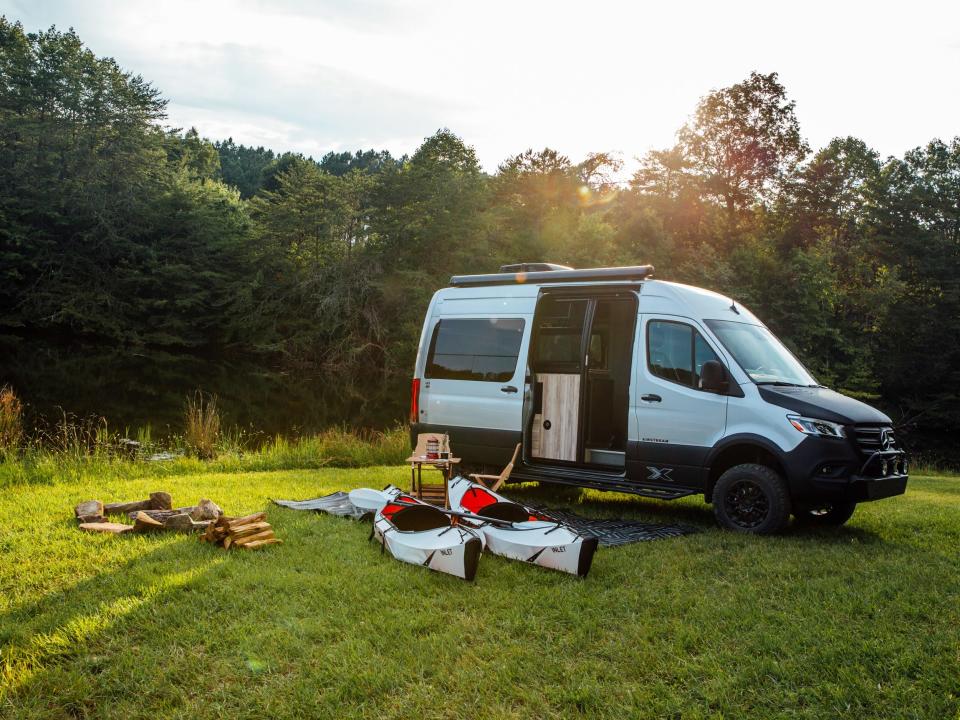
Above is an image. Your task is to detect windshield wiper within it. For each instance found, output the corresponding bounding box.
[755,380,806,387]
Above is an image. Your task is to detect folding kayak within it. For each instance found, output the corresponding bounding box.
[447,476,598,577]
[350,487,483,581]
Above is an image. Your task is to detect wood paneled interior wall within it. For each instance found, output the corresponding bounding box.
[532,373,580,461]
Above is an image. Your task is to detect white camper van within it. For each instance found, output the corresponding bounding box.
[409,264,908,533]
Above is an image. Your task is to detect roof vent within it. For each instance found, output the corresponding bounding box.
[498,262,573,273]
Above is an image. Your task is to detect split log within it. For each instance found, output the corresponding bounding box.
[105,499,151,514]
[203,527,229,544]
[227,522,271,539]
[104,491,172,516]
[201,522,219,542]
[232,529,276,547]
[79,522,133,534]
[227,512,266,529]
[132,511,164,533]
[240,538,282,549]
[127,506,198,522]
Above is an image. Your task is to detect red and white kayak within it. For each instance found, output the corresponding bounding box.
[447,476,599,577]
[350,487,483,581]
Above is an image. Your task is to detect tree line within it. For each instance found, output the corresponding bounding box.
[1,20,958,462]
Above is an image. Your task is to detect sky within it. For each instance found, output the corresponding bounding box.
[3,0,959,172]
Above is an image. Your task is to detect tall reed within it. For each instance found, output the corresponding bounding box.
[0,385,23,456]
[184,390,221,459]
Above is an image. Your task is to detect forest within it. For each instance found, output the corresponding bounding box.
[1,19,958,463]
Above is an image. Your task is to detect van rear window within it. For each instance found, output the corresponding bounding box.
[426,318,525,382]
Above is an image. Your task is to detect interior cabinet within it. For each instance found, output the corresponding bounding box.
[531,373,580,461]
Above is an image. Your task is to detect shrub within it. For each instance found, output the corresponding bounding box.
[184,390,221,459]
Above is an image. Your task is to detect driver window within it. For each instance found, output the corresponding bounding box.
[647,320,720,389]
[648,321,693,385]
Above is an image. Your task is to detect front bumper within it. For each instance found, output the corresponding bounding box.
[848,474,909,501]
[786,437,909,507]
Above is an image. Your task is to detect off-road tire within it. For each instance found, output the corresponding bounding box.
[712,463,791,534]
[793,502,857,527]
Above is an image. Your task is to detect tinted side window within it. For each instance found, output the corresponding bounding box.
[426,318,525,382]
[648,321,694,385]
[647,320,721,389]
[534,297,587,372]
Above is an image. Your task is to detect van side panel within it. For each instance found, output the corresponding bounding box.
[412,288,536,467]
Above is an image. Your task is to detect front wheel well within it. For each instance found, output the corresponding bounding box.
[705,444,786,502]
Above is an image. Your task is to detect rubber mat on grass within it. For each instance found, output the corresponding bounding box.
[527,506,698,546]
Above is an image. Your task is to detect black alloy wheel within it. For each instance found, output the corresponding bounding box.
[712,463,791,534]
[725,480,770,529]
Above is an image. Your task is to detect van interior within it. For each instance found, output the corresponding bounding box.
[528,293,637,470]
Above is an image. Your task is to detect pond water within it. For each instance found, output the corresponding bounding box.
[2,334,953,466]
[0,334,408,439]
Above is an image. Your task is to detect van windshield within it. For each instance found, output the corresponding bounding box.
[704,320,817,387]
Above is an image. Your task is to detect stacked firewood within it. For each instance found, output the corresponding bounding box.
[200,512,281,550]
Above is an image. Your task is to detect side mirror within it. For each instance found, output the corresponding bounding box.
[699,360,729,393]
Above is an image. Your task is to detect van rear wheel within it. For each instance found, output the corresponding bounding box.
[712,463,791,534]
[794,502,856,526]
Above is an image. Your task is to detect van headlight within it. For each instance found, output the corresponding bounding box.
[787,415,846,439]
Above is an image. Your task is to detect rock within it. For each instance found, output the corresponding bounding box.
[190,499,222,521]
[75,500,104,522]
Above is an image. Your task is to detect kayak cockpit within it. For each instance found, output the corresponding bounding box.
[381,502,450,531]
[475,501,531,523]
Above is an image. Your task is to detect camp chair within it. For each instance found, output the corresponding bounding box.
[469,443,520,492]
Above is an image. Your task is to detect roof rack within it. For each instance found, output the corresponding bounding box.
[498,262,573,273]
[449,265,655,287]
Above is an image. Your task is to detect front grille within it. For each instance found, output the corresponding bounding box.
[852,425,897,455]
[851,424,908,477]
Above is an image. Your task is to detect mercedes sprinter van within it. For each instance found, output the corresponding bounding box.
[409,264,908,533]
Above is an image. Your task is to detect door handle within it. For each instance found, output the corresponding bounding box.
[500,385,519,394]
[641,394,662,402]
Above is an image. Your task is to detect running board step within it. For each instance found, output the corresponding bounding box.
[626,485,697,500]
[509,469,698,500]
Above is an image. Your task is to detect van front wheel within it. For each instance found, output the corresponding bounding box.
[712,464,791,534]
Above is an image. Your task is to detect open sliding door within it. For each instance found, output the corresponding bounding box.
[527,291,637,468]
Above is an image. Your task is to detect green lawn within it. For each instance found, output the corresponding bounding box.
[1,468,958,719]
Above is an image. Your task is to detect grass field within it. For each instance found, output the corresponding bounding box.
[1,467,958,719]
